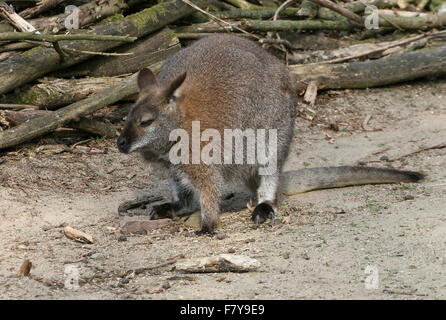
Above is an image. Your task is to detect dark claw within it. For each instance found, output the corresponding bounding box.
[251,201,275,225]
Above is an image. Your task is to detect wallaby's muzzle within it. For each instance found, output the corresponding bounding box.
[117,134,130,154]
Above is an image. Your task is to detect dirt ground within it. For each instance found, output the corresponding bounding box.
[0,77,445,300]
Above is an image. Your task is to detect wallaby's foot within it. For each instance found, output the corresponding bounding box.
[148,203,175,220]
[251,201,275,225]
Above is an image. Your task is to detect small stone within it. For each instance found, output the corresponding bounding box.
[380,155,389,161]
[169,226,180,234]
[216,233,228,240]
[283,252,290,259]
[227,248,236,254]
[184,212,201,230]
[91,253,105,260]
[119,218,171,235]
[404,195,415,200]
[301,253,310,260]
[271,218,282,226]
[118,235,127,242]
[82,270,95,280]
[161,281,171,289]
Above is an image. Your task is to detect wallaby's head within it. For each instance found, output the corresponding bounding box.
[117,68,186,156]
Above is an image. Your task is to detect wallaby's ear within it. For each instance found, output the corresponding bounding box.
[137,68,159,91]
[165,72,187,101]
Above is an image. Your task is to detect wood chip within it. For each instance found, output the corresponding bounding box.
[63,226,94,244]
[303,80,318,105]
[174,254,260,273]
[18,258,32,276]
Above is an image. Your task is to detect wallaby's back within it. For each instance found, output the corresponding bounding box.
[158,34,296,135]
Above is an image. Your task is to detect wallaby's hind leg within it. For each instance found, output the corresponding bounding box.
[251,174,278,224]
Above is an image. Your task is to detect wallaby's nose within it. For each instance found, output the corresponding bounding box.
[117,135,128,153]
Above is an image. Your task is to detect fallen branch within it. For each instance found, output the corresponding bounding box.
[0,103,38,109]
[0,0,211,95]
[53,28,180,78]
[2,109,117,137]
[242,19,360,31]
[0,1,38,32]
[0,32,137,42]
[0,72,137,150]
[1,77,125,109]
[289,45,446,91]
[291,32,429,64]
[214,0,400,20]
[242,11,446,32]
[376,10,446,29]
[0,0,129,33]
[308,0,365,25]
[18,0,65,19]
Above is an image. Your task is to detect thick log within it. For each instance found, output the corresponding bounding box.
[0,0,210,95]
[0,73,137,149]
[289,45,446,91]
[291,33,427,64]
[2,109,116,137]
[53,28,180,78]
[0,77,125,109]
[242,11,446,32]
[214,0,401,20]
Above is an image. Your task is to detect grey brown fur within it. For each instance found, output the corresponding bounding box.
[117,34,424,233]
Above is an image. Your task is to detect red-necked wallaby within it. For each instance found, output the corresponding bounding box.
[117,34,423,234]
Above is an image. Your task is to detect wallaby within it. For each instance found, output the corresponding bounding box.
[117,34,423,234]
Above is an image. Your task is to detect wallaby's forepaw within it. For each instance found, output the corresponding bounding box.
[148,203,175,220]
[251,201,275,225]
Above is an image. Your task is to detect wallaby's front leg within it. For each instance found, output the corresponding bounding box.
[251,174,278,224]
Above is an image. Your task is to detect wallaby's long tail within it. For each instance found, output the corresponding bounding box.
[279,166,425,196]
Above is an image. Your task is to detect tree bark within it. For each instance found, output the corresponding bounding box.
[289,45,446,91]
[0,0,210,95]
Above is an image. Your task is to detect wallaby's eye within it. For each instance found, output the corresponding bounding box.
[140,119,154,127]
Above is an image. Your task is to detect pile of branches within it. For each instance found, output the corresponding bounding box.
[0,0,445,150]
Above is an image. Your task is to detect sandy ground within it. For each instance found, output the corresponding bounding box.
[0,78,445,300]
